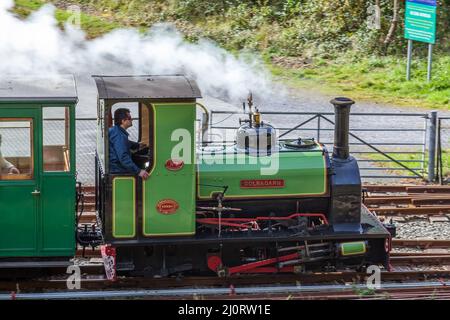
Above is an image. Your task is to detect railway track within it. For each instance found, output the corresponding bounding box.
[390,253,450,265]
[2,269,450,291]
[363,185,450,194]
[45,184,444,300]
[74,249,450,261]
[2,268,450,300]
[363,184,450,217]
[75,184,450,259]
[3,281,450,300]
[393,239,450,248]
[363,185,450,221]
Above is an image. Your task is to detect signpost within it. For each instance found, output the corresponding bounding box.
[404,0,437,82]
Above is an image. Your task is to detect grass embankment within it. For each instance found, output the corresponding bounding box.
[14,0,450,111]
[13,0,120,38]
[269,55,450,110]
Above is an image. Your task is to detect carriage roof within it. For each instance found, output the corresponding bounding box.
[0,75,78,103]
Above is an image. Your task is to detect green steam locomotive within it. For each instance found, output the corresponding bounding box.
[0,75,392,277]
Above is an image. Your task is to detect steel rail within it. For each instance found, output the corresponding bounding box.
[390,255,450,264]
[392,239,450,248]
[369,206,450,215]
[2,280,450,300]
[363,185,450,193]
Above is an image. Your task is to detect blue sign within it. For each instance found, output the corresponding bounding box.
[407,0,437,6]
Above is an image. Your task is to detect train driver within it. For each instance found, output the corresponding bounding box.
[0,134,20,174]
[109,108,149,180]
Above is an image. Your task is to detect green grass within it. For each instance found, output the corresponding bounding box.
[269,54,450,111]
[360,150,449,179]
[13,0,121,38]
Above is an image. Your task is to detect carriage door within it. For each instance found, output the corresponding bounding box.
[0,108,40,256]
[40,106,75,255]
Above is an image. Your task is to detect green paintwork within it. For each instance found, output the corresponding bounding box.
[41,175,76,254]
[0,108,40,256]
[0,183,38,255]
[0,103,76,258]
[143,103,196,236]
[197,145,327,199]
[113,177,136,238]
[340,241,367,256]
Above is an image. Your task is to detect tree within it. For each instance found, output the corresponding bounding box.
[383,0,400,53]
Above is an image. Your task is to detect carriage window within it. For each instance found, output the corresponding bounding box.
[43,107,70,172]
[0,119,33,180]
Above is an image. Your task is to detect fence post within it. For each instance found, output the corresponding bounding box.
[437,118,442,185]
[427,111,438,182]
[317,116,321,142]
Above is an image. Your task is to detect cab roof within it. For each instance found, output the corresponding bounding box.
[93,75,202,101]
[0,75,78,103]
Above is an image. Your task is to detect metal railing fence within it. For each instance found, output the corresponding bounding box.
[2,111,448,185]
[206,110,440,180]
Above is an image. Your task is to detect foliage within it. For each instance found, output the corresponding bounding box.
[13,0,121,38]
[12,0,450,110]
[20,0,449,56]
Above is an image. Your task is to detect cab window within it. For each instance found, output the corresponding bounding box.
[108,102,152,173]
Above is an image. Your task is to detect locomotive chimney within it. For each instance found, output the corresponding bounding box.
[331,97,354,160]
[329,96,362,233]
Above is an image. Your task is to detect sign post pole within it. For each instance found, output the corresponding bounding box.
[427,44,433,82]
[406,40,413,81]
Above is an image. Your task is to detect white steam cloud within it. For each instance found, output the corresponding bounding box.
[0,1,274,103]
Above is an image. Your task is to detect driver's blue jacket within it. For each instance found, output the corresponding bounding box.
[108,125,140,174]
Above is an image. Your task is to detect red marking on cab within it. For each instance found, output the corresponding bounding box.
[165,159,184,171]
[156,199,179,214]
[240,179,285,189]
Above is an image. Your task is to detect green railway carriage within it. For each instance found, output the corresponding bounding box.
[0,76,77,267]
